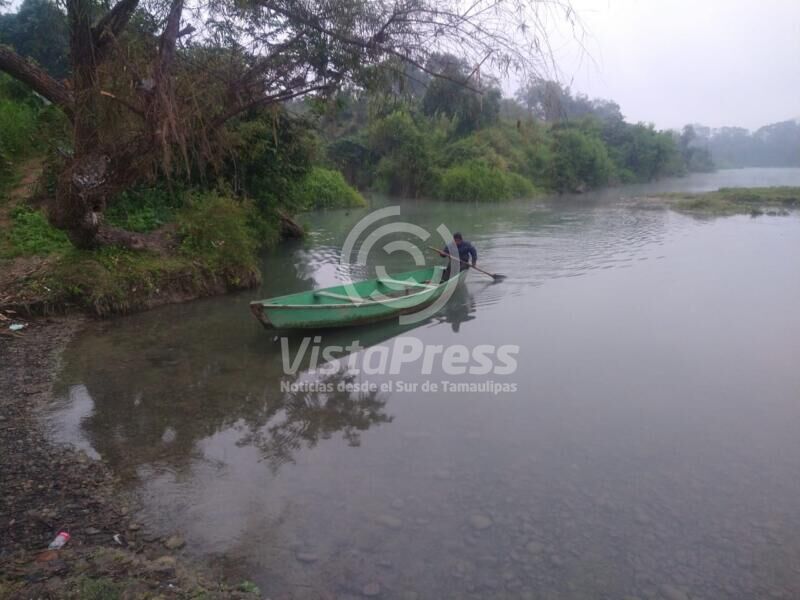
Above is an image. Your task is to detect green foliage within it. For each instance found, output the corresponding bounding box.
[238,581,261,594]
[435,160,536,201]
[602,120,686,182]
[368,110,436,197]
[0,0,70,78]
[177,192,261,275]
[0,94,37,181]
[549,125,615,192]
[326,135,373,189]
[227,109,319,213]
[421,54,501,135]
[2,206,70,257]
[289,167,365,209]
[0,74,69,189]
[105,184,185,232]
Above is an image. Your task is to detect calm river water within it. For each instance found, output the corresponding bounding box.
[49,169,800,599]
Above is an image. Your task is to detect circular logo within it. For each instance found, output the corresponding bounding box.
[340,207,462,325]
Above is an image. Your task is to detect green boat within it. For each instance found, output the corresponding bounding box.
[250,266,467,329]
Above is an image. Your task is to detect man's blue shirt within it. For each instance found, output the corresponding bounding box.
[443,240,477,265]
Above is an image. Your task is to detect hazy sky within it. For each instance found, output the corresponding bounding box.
[547,0,800,131]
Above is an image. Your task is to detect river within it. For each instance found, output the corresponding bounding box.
[48,168,800,599]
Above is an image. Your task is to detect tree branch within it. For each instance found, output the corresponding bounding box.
[211,83,331,129]
[92,0,141,59]
[158,0,184,75]
[0,45,74,117]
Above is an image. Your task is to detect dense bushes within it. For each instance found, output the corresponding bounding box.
[549,126,615,192]
[106,185,186,232]
[436,161,536,201]
[177,193,261,275]
[289,167,366,209]
[0,76,41,182]
[368,111,437,197]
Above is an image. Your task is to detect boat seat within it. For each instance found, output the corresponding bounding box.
[314,290,365,304]
[378,279,437,291]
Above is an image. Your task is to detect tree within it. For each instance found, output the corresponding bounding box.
[516,78,622,124]
[0,0,70,77]
[421,53,501,134]
[0,0,575,249]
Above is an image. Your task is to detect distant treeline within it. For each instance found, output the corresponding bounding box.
[687,122,800,169]
[300,72,713,200]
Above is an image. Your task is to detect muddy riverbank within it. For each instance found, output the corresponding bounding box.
[0,315,259,599]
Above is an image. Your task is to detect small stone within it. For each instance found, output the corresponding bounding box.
[362,582,381,597]
[150,556,177,575]
[128,522,141,531]
[376,514,403,530]
[163,535,185,550]
[85,527,101,535]
[390,498,405,510]
[295,552,318,563]
[469,514,493,530]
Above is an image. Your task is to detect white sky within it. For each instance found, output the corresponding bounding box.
[546,0,800,131]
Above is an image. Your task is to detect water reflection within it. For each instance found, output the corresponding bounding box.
[237,369,391,471]
[48,169,800,599]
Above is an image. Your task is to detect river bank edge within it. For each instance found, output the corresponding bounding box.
[0,315,262,599]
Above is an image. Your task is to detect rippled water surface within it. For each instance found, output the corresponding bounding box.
[49,169,800,599]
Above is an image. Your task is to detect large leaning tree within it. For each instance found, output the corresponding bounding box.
[0,0,576,249]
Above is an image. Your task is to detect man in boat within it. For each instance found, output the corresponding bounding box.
[439,232,477,280]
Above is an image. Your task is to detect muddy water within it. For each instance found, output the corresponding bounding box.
[49,169,800,599]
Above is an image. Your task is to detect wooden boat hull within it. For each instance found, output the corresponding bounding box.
[250,266,467,329]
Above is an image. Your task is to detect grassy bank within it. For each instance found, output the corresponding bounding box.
[661,187,800,215]
[0,189,266,316]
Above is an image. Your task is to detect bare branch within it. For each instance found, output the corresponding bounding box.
[0,45,74,117]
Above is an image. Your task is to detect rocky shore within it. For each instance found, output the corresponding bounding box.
[0,315,259,599]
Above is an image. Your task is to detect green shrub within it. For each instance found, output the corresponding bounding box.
[2,206,70,257]
[289,167,365,209]
[435,160,536,201]
[106,184,185,232]
[368,110,436,197]
[549,126,615,192]
[177,193,260,274]
[0,98,37,176]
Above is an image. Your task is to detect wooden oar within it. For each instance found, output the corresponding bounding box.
[427,246,506,281]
